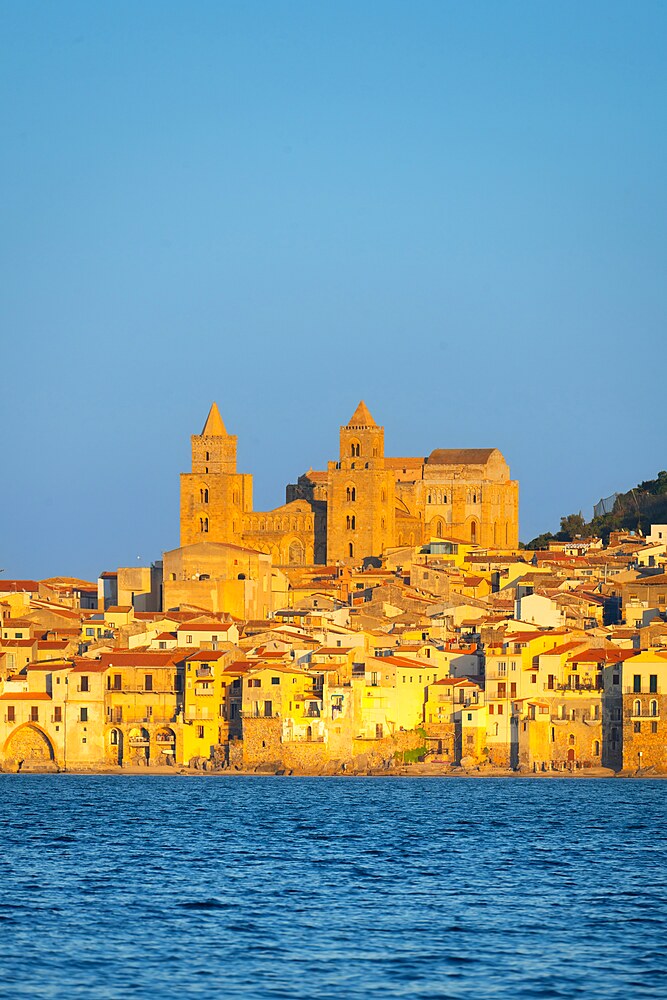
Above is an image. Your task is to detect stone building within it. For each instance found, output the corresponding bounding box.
[180,401,519,567]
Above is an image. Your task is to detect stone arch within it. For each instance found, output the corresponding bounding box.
[155,726,176,764]
[128,726,150,764]
[470,519,479,544]
[107,727,123,766]
[349,439,361,458]
[4,724,55,768]
[432,518,444,538]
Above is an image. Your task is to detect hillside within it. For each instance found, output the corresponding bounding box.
[525,470,667,548]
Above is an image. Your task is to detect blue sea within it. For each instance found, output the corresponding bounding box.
[0,775,664,999]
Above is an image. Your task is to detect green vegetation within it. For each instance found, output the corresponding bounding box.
[525,471,667,549]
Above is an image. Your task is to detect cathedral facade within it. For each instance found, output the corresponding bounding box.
[179,401,519,566]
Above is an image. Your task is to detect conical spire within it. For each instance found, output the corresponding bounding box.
[201,402,227,436]
[347,400,376,427]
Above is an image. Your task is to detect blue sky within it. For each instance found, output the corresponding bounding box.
[0,1,663,580]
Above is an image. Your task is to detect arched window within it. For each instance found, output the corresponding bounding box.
[346,485,356,502]
[205,451,210,461]
[200,488,209,504]
[650,700,658,716]
[306,725,313,741]
[634,699,641,716]
[443,494,447,504]
[351,515,356,530]
[435,520,443,538]
[348,542,354,558]
[471,521,477,543]
[350,440,360,457]
[593,741,600,756]
[473,493,477,504]
[427,494,432,504]
[346,515,351,530]
[568,734,575,746]
[200,517,209,533]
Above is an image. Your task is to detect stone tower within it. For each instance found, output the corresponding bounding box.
[326,401,396,564]
[180,403,252,546]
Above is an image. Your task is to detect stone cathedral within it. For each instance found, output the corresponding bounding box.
[179,401,519,566]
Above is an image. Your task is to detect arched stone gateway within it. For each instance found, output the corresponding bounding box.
[155,727,176,765]
[128,727,150,765]
[4,725,57,772]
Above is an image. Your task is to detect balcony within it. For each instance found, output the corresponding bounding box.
[196,668,214,679]
[128,736,149,747]
[155,734,176,744]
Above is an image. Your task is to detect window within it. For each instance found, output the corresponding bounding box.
[201,488,209,504]
[271,677,280,685]
[634,699,641,716]
[186,635,193,645]
[633,675,641,693]
[489,704,494,715]
[651,721,658,734]
[54,707,62,723]
[7,706,15,723]
[197,725,205,738]
[113,674,122,691]
[594,741,600,756]
[349,543,354,558]
[80,675,89,692]
[497,704,503,715]
[612,673,619,686]
[510,683,517,698]
[650,700,658,717]
[264,701,273,717]
[498,683,506,698]
[30,707,39,722]
[649,675,658,694]
[634,721,641,733]
[568,734,575,746]
[145,674,153,692]
[80,708,88,722]
[85,628,94,637]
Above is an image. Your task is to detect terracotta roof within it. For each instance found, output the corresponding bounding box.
[568,649,635,664]
[176,622,235,632]
[186,650,230,661]
[0,580,39,592]
[0,692,52,700]
[427,449,495,465]
[97,652,181,667]
[105,606,132,614]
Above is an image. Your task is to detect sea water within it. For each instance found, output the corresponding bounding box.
[0,775,664,999]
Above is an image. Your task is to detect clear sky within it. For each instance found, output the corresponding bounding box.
[1,0,664,581]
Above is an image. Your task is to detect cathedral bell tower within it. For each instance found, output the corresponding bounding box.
[179,403,252,546]
[327,401,395,564]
